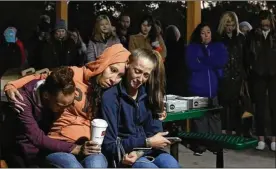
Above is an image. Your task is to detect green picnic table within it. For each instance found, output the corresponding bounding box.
[164,107,221,123]
[163,107,258,168]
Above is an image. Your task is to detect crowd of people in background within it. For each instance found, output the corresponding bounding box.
[1,8,275,168]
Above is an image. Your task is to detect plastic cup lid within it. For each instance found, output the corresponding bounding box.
[91,119,108,128]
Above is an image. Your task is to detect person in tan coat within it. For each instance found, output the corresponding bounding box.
[128,15,166,61]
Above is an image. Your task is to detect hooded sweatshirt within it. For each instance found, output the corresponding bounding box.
[5,44,131,142]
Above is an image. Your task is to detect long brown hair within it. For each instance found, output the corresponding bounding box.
[86,76,102,119]
[258,10,276,31]
[129,49,166,115]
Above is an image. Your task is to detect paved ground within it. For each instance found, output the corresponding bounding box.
[169,144,276,168]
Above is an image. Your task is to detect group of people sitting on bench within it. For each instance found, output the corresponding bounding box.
[2,44,180,168]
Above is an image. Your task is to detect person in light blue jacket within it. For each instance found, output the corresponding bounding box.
[185,22,228,156]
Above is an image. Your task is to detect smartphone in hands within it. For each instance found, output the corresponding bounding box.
[165,137,182,143]
[133,147,152,151]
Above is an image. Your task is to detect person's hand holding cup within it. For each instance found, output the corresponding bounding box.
[91,119,108,147]
[80,140,101,156]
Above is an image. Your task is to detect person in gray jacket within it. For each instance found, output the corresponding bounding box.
[86,15,120,62]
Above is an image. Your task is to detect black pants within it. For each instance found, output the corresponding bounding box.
[253,74,276,136]
[191,111,222,152]
[220,103,242,134]
[219,79,242,134]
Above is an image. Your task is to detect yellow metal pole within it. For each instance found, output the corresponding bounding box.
[186,1,201,132]
[56,1,68,25]
[186,1,201,44]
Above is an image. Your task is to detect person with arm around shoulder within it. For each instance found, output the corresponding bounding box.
[5,67,107,167]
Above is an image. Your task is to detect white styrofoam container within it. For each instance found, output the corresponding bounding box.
[177,96,209,109]
[165,99,189,112]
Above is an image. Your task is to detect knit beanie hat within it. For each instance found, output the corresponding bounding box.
[239,21,253,31]
[4,27,17,43]
[55,19,67,30]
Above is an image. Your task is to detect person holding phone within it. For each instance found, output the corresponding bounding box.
[101,49,180,168]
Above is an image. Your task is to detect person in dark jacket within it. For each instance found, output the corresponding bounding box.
[69,28,87,66]
[217,11,246,136]
[27,22,51,69]
[186,22,228,156]
[245,10,276,151]
[164,25,187,96]
[38,20,81,69]
[116,13,131,49]
[3,67,107,167]
[101,49,180,168]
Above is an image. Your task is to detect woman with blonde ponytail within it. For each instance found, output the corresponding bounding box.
[100,48,180,168]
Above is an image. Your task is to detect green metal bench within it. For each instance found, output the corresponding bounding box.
[163,107,258,168]
[178,132,258,168]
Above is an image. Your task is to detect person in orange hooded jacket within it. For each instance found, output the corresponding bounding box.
[4,44,130,167]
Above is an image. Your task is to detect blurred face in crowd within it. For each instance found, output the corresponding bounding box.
[39,31,50,41]
[99,19,111,34]
[156,24,162,35]
[40,32,46,38]
[70,31,79,44]
[126,57,154,90]
[261,19,271,31]
[225,20,236,34]
[240,26,250,35]
[44,91,75,113]
[55,29,66,40]
[120,16,130,30]
[112,26,116,33]
[97,63,126,88]
[200,26,212,45]
[140,21,152,36]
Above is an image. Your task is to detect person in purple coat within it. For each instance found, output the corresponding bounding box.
[185,22,228,156]
[3,67,107,168]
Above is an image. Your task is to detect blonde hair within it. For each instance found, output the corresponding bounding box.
[217,11,240,36]
[92,15,116,42]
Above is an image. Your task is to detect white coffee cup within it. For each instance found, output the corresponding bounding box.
[91,119,108,145]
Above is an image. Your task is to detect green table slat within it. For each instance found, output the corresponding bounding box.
[164,107,222,123]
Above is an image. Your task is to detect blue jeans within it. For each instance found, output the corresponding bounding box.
[45,152,108,168]
[132,153,180,168]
